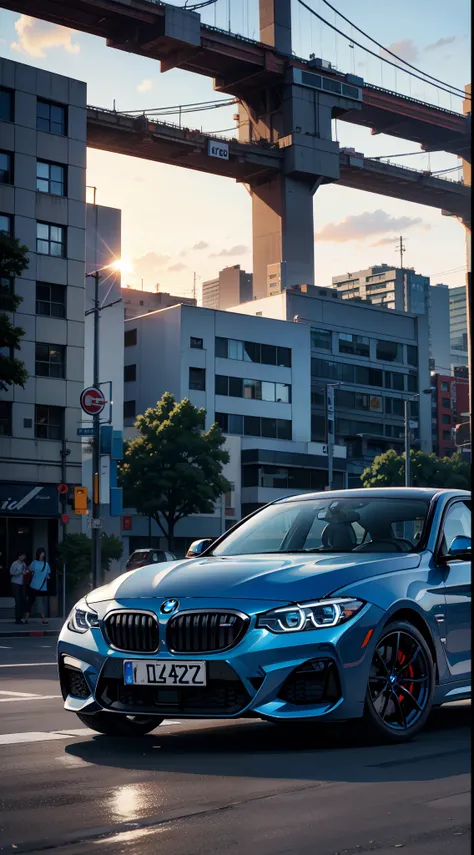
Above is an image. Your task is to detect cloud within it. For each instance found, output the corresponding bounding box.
[12,15,80,57]
[192,241,209,250]
[315,210,425,243]
[132,251,171,283]
[210,244,249,257]
[380,38,419,64]
[137,78,153,93]
[168,262,187,272]
[425,36,456,52]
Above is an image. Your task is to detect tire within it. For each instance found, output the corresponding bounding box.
[362,619,435,744]
[76,711,163,736]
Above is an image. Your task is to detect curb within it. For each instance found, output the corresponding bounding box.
[0,629,61,638]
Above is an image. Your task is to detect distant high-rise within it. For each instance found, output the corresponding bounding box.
[331,265,450,374]
[449,286,468,352]
[202,265,253,310]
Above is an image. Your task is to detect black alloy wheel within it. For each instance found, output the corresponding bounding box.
[363,619,435,743]
[76,711,163,736]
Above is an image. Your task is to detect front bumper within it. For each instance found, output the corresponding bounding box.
[58,597,386,722]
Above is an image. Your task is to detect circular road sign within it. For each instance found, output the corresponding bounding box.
[80,386,106,416]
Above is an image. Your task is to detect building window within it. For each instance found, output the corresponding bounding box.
[36,161,66,196]
[216,412,291,439]
[35,405,63,440]
[442,397,451,408]
[442,430,452,442]
[385,397,404,416]
[339,333,370,358]
[0,87,13,122]
[384,371,405,391]
[124,364,136,383]
[376,340,402,362]
[215,337,291,367]
[442,414,451,424]
[311,328,332,350]
[124,328,137,347]
[189,367,206,391]
[190,336,203,349]
[36,222,66,257]
[0,401,12,436]
[36,99,66,135]
[441,381,449,392]
[0,151,13,185]
[36,282,66,318]
[406,345,418,366]
[35,343,66,378]
[124,400,136,419]
[406,374,417,393]
[0,213,12,235]
[215,375,291,403]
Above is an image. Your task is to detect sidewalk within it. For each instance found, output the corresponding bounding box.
[0,618,65,638]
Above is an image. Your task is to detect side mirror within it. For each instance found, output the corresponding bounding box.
[442,534,471,562]
[185,538,213,559]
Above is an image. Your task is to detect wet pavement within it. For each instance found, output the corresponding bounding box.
[0,637,470,854]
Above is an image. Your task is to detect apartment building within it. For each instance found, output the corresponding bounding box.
[231,286,432,486]
[202,265,253,310]
[331,265,451,374]
[122,304,347,555]
[0,59,87,603]
[449,285,469,371]
[431,372,470,458]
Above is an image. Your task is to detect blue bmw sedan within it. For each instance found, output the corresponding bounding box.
[58,488,471,743]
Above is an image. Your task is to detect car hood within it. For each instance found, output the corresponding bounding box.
[87,552,422,606]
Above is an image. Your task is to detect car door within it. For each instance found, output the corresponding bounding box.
[437,499,471,683]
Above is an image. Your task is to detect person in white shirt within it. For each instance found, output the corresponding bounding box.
[9,552,28,624]
[25,548,51,625]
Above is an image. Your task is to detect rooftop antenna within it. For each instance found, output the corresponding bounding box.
[395,235,406,268]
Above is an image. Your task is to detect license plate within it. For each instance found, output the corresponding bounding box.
[123,660,206,687]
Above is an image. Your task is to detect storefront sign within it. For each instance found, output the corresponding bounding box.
[208,140,229,160]
[0,484,59,516]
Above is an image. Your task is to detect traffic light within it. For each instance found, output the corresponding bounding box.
[73,486,88,515]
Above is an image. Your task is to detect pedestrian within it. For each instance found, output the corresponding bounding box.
[9,552,28,625]
[25,548,51,625]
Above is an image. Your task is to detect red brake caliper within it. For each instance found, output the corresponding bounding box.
[397,650,414,703]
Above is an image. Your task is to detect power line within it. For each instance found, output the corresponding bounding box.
[317,0,469,99]
[183,0,219,10]
[116,98,236,115]
[298,0,469,101]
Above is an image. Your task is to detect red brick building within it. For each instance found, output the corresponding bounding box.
[431,372,470,457]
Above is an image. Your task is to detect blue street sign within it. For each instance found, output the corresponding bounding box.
[77,427,94,436]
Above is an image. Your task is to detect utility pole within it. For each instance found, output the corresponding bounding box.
[91,270,101,590]
[396,235,406,269]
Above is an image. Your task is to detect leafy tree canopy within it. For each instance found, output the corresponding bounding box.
[119,393,231,548]
[361,449,471,490]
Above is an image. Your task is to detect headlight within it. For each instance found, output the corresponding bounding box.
[256,598,365,634]
[67,600,100,634]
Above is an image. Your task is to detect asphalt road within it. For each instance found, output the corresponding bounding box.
[0,638,470,855]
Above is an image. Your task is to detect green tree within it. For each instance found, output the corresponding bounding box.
[57,533,124,604]
[119,393,231,549]
[0,233,29,391]
[361,449,471,490]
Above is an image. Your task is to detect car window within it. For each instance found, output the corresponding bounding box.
[440,501,471,555]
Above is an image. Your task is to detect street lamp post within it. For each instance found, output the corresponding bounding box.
[85,260,122,589]
[314,381,343,491]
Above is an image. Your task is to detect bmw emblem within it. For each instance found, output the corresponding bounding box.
[161,599,179,615]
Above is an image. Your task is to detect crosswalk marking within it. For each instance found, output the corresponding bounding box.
[0,721,182,746]
[0,661,56,668]
[0,694,61,703]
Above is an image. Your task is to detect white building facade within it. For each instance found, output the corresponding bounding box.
[121,304,347,557]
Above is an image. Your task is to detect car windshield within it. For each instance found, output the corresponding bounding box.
[212,497,431,557]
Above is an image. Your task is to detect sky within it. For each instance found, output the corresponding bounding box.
[0,0,470,300]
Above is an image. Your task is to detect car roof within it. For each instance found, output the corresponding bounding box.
[278,487,471,504]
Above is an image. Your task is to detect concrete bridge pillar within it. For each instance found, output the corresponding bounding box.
[239,0,359,297]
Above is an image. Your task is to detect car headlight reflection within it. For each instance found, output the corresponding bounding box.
[67,600,100,634]
[257,598,365,634]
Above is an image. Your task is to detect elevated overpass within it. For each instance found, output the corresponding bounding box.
[87,107,471,224]
[1,0,470,158]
